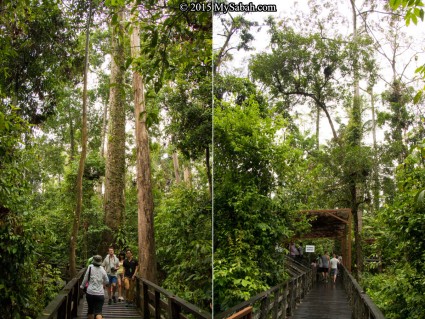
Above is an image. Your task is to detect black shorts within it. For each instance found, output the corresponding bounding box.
[321,267,328,273]
[86,293,105,315]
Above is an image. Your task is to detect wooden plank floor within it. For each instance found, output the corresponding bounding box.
[290,279,352,319]
[77,290,142,319]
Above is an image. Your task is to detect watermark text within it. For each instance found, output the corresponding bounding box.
[179,2,278,14]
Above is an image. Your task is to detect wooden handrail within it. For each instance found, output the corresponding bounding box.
[37,267,86,319]
[340,266,386,319]
[215,257,316,319]
[227,306,252,319]
[39,267,212,319]
[135,277,212,319]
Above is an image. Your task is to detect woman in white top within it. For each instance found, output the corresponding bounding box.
[117,252,125,302]
[80,255,109,319]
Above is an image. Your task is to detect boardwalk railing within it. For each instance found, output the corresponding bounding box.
[216,257,316,319]
[339,266,386,319]
[38,267,211,319]
[135,277,212,319]
[37,267,86,319]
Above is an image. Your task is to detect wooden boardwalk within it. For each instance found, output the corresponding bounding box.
[290,279,352,319]
[77,291,142,319]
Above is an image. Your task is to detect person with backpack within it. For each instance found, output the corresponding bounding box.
[102,246,120,305]
[321,251,330,282]
[80,255,109,319]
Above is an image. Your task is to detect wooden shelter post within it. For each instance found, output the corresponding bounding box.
[346,210,352,271]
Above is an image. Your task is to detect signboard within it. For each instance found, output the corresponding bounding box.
[305,245,315,253]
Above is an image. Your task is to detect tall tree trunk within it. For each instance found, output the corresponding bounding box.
[183,164,192,187]
[69,108,75,162]
[97,101,108,194]
[370,87,380,213]
[130,7,157,283]
[100,100,108,159]
[103,8,126,249]
[350,0,363,276]
[69,1,91,278]
[316,105,320,149]
[172,151,181,183]
[206,147,212,198]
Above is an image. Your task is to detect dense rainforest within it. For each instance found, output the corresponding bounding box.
[213,0,425,317]
[1,0,211,317]
[1,0,425,318]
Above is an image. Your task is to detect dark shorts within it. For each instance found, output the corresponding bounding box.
[331,268,337,276]
[108,275,118,285]
[86,293,104,315]
[321,267,329,273]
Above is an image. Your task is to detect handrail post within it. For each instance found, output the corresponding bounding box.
[135,278,141,308]
[287,279,295,316]
[154,290,161,319]
[58,297,67,319]
[272,286,280,319]
[72,285,79,317]
[282,282,288,319]
[143,281,150,319]
[259,293,270,319]
[168,297,181,319]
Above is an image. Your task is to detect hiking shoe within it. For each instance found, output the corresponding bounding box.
[108,298,112,305]
[113,296,117,303]
[118,296,124,302]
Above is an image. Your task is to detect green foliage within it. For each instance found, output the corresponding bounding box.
[161,75,212,161]
[131,0,212,92]
[28,264,64,316]
[0,0,83,124]
[0,106,30,202]
[364,141,425,318]
[213,14,259,70]
[390,0,425,107]
[155,185,211,310]
[363,267,425,319]
[213,76,312,311]
[0,213,36,318]
[0,106,64,317]
[249,23,349,102]
[390,0,425,26]
[249,21,375,144]
[379,80,415,163]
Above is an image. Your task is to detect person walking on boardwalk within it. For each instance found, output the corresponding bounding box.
[123,249,139,307]
[297,242,304,260]
[102,246,120,305]
[330,253,340,283]
[321,251,330,282]
[80,255,109,319]
[117,251,126,302]
[316,254,324,281]
[289,242,299,258]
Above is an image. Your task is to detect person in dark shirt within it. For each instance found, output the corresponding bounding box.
[123,249,139,307]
